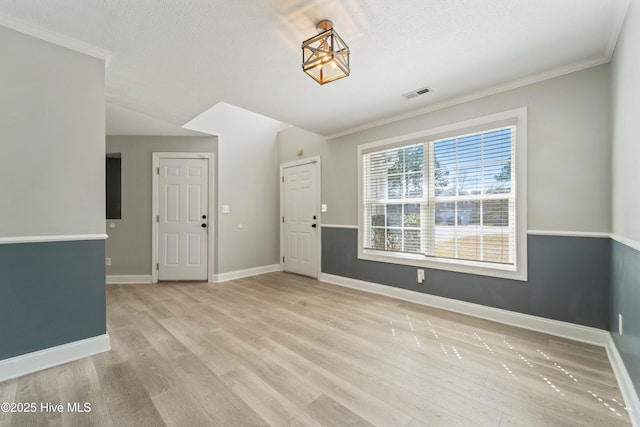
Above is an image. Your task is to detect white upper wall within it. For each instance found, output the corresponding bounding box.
[611,1,640,244]
[279,127,330,165]
[0,25,105,238]
[279,64,612,233]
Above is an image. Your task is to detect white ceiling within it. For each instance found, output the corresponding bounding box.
[0,1,629,137]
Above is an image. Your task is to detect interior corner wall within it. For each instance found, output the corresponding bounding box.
[217,125,284,274]
[0,26,106,360]
[610,0,640,398]
[105,136,218,276]
[182,103,289,276]
[279,65,613,329]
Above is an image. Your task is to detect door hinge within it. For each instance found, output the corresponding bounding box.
[157,215,159,222]
[281,176,284,183]
[157,167,160,174]
[282,256,285,263]
[156,263,159,270]
[282,216,284,223]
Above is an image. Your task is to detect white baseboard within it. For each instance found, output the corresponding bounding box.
[606,336,640,427]
[318,273,610,347]
[108,267,282,284]
[0,334,110,382]
[106,275,153,284]
[213,264,281,283]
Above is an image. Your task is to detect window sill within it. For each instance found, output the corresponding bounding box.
[359,249,527,281]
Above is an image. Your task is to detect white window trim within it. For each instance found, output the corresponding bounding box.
[357,108,528,281]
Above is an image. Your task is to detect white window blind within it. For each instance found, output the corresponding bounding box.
[363,143,427,254]
[362,126,516,268]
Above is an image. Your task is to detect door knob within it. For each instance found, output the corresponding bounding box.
[311,224,317,228]
[201,223,207,228]
[202,214,207,219]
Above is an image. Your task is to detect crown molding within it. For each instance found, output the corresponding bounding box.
[606,0,631,62]
[0,14,111,62]
[327,56,610,140]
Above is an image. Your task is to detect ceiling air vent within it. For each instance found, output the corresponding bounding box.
[402,86,432,100]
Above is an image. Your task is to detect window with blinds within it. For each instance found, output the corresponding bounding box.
[363,143,427,255]
[362,125,517,270]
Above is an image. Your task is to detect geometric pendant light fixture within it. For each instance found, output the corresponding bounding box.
[301,19,350,85]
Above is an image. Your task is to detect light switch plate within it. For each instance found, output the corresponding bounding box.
[222,205,230,214]
[321,204,327,213]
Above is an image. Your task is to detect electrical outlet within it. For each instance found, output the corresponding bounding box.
[619,314,623,336]
[417,269,425,284]
[105,258,111,266]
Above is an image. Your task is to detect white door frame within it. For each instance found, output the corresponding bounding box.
[279,156,321,278]
[152,152,215,283]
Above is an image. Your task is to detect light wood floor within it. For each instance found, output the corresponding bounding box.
[0,272,631,426]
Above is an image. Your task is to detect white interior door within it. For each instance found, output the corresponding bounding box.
[283,162,318,278]
[158,158,208,280]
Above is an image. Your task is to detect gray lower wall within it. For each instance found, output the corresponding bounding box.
[611,240,640,396]
[0,240,106,360]
[322,227,610,329]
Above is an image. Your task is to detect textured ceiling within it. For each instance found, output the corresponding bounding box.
[0,0,629,137]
